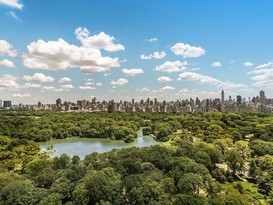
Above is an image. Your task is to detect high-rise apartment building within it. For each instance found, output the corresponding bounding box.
[3,101,11,108]
[260,90,265,104]
[221,90,225,105]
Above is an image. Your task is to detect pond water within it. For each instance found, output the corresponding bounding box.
[40,132,156,159]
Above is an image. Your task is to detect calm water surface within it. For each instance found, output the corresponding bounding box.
[40,132,156,159]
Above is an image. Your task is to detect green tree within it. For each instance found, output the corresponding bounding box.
[225,149,244,175]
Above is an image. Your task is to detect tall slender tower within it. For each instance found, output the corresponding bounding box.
[221,90,225,105]
[259,90,265,104]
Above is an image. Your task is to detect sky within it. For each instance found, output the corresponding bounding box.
[1,0,273,104]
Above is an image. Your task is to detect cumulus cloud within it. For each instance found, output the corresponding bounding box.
[23,82,42,89]
[211,62,222,67]
[13,93,31,98]
[41,86,55,92]
[157,76,173,83]
[84,82,94,86]
[75,27,125,52]
[23,28,121,73]
[122,68,144,76]
[58,77,71,83]
[161,86,175,91]
[170,43,205,58]
[148,38,158,42]
[248,69,273,88]
[23,73,54,83]
[0,0,23,9]
[0,59,15,68]
[0,40,17,57]
[177,72,247,90]
[55,84,74,92]
[111,78,128,86]
[138,87,150,92]
[247,61,273,88]
[140,51,166,60]
[177,88,218,98]
[243,61,254,67]
[79,86,96,90]
[155,61,188,73]
[96,83,103,87]
[0,74,19,90]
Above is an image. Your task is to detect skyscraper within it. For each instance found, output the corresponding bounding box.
[237,95,242,103]
[56,98,62,106]
[260,90,265,104]
[3,101,11,108]
[221,90,225,105]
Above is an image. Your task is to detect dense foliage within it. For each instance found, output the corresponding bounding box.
[0,111,273,204]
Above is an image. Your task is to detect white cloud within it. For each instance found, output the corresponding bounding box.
[103,73,111,77]
[138,87,150,92]
[170,43,205,58]
[178,72,220,85]
[157,76,173,83]
[211,62,222,67]
[177,71,247,90]
[177,88,218,98]
[111,78,128,86]
[0,40,17,57]
[96,83,103,87]
[161,86,175,91]
[0,59,15,68]
[0,74,19,90]
[79,86,96,90]
[0,0,23,9]
[256,61,273,69]
[243,61,254,67]
[13,93,29,98]
[60,84,74,90]
[140,51,166,60]
[41,86,55,92]
[122,68,144,76]
[12,93,31,98]
[149,37,158,42]
[23,73,54,83]
[75,27,125,52]
[247,61,273,88]
[155,61,188,73]
[84,82,94,86]
[55,84,74,92]
[248,68,273,88]
[58,77,71,83]
[23,83,42,89]
[23,29,120,73]
[191,67,200,71]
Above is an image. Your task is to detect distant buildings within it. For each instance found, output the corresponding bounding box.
[1,90,273,113]
[3,101,11,108]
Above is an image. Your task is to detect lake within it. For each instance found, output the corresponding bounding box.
[40,132,156,159]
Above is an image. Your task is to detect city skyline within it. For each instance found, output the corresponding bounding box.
[1,1,273,104]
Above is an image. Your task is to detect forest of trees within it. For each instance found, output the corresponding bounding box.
[0,111,273,204]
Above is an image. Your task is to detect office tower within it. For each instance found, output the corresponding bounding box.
[132,98,134,105]
[237,95,242,103]
[3,101,11,108]
[56,98,62,106]
[260,90,265,104]
[146,97,150,106]
[221,90,225,105]
[38,101,42,108]
[0,100,2,107]
[154,98,157,105]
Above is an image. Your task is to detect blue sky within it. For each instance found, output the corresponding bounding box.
[1,0,273,104]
